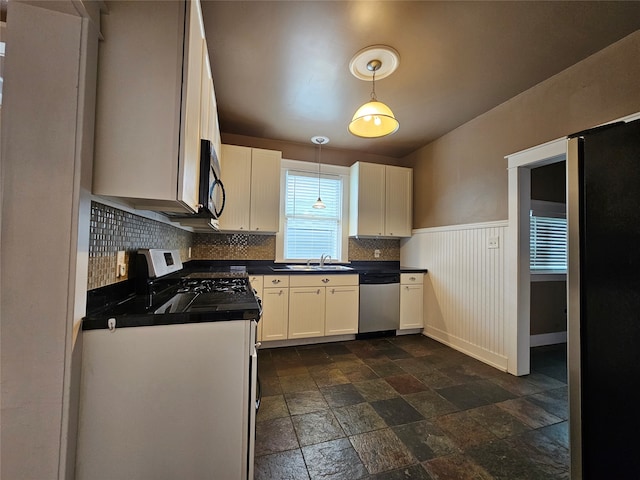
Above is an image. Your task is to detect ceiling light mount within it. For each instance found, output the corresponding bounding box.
[349,45,400,138]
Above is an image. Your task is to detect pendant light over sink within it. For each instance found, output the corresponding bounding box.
[311,136,329,209]
[349,45,400,138]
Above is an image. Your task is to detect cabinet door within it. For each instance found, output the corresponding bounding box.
[261,288,289,341]
[250,148,282,232]
[325,286,359,335]
[385,166,412,237]
[178,0,205,212]
[219,144,252,231]
[350,162,385,236]
[199,41,211,140]
[288,287,325,339]
[400,284,423,329]
[92,1,187,210]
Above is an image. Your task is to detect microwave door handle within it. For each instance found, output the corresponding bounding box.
[210,178,225,218]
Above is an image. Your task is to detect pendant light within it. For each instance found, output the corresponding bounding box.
[311,136,329,209]
[348,46,400,138]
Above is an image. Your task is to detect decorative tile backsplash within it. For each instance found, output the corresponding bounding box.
[88,202,192,290]
[348,238,400,261]
[192,233,276,260]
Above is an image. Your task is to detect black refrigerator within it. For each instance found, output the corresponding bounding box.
[567,118,640,479]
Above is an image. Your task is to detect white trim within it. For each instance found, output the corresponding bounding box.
[412,220,508,235]
[423,326,508,372]
[530,331,567,347]
[507,138,567,169]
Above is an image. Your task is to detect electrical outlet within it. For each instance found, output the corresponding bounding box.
[188,247,192,259]
[116,250,126,277]
[374,249,381,258]
[488,236,499,249]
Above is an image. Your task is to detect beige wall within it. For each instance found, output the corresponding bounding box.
[222,132,405,167]
[406,30,640,229]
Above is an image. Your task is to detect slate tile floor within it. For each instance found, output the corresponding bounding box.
[255,335,568,480]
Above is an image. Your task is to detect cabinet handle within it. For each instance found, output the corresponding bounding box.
[317,289,321,295]
[331,288,335,294]
[278,290,283,295]
[410,276,416,281]
[322,278,330,283]
[272,279,281,284]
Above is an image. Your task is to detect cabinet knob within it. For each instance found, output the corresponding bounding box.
[317,289,321,295]
[322,278,330,283]
[331,289,335,294]
[278,290,283,295]
[272,279,281,284]
[410,276,416,281]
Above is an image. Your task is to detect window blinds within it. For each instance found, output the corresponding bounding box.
[530,213,567,271]
[284,170,342,260]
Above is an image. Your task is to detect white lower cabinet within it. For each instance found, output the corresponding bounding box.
[288,274,359,339]
[325,282,359,335]
[261,275,289,341]
[288,286,326,339]
[400,273,424,329]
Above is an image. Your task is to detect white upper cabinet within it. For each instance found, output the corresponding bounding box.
[92,0,210,214]
[385,165,413,237]
[219,144,281,233]
[349,162,413,237]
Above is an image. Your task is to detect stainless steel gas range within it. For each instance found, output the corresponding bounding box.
[77,249,261,480]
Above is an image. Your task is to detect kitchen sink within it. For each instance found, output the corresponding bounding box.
[271,264,354,272]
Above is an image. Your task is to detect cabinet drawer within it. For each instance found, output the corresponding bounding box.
[401,273,424,285]
[264,275,289,287]
[290,274,358,287]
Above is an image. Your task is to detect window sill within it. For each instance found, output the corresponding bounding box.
[530,272,566,282]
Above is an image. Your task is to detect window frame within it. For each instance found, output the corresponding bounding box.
[275,159,350,263]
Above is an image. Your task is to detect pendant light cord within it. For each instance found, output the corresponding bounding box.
[370,68,377,101]
[317,140,322,198]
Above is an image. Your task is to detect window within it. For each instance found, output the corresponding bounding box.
[277,160,349,263]
[530,200,567,272]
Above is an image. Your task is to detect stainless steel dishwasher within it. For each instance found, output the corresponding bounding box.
[358,272,400,336]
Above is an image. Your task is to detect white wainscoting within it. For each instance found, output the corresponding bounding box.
[401,221,509,371]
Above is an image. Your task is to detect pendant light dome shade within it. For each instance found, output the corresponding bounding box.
[349,100,399,138]
[348,50,400,139]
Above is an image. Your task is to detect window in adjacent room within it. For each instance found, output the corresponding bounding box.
[530,200,567,273]
[276,159,349,263]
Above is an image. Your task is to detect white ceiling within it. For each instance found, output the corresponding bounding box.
[201,1,640,158]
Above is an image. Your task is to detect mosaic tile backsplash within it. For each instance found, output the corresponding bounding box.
[192,233,276,260]
[348,238,400,261]
[87,202,401,289]
[88,202,192,290]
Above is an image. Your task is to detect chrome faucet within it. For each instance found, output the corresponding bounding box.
[320,254,331,267]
